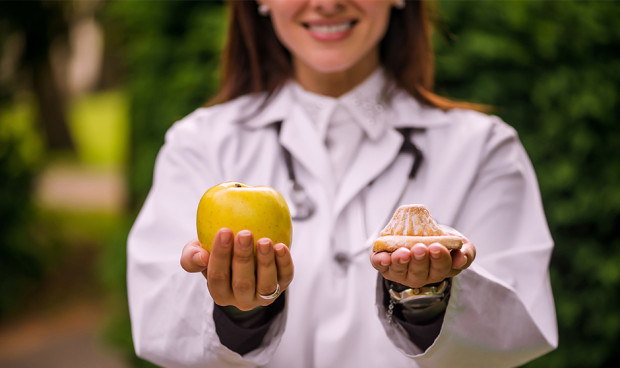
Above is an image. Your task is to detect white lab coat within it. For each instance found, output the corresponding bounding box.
[127,78,558,368]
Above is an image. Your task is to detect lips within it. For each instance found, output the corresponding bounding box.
[302,20,358,41]
[304,20,356,34]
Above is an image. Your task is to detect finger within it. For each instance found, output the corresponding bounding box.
[180,239,209,273]
[427,243,452,283]
[255,238,278,304]
[452,237,476,268]
[451,249,468,270]
[231,230,256,310]
[273,243,294,289]
[389,247,412,279]
[370,251,391,273]
[447,249,468,278]
[206,229,234,303]
[406,243,430,285]
[462,238,476,267]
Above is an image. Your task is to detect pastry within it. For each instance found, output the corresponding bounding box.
[373,204,463,252]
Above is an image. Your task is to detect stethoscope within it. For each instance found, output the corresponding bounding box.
[274,120,425,217]
[274,121,425,269]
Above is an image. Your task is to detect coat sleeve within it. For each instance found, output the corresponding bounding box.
[126,113,287,368]
[378,117,558,367]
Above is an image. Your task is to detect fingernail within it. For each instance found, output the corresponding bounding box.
[413,248,425,261]
[258,239,271,254]
[194,252,206,267]
[220,231,232,246]
[239,231,252,250]
[430,249,441,259]
[274,243,286,257]
[458,255,468,269]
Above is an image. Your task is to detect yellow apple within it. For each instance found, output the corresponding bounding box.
[196,181,292,252]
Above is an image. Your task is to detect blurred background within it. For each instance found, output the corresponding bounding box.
[0,0,618,367]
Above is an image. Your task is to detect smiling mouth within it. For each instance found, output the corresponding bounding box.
[303,20,358,34]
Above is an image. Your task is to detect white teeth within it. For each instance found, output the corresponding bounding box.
[307,22,352,34]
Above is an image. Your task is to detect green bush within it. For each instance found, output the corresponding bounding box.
[103,0,227,210]
[0,132,42,318]
[0,95,45,319]
[434,1,620,366]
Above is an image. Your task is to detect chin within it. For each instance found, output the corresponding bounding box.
[304,56,359,75]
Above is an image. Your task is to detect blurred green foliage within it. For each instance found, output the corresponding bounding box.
[103,0,227,210]
[68,90,129,168]
[99,1,227,366]
[434,1,620,367]
[0,114,43,318]
[0,92,128,321]
[95,0,619,367]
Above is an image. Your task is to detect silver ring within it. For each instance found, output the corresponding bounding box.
[258,283,281,300]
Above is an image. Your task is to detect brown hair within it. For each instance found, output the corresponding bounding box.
[208,0,483,111]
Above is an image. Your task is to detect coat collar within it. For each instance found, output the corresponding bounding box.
[243,72,452,132]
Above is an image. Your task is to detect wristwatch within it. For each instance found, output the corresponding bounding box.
[385,278,451,323]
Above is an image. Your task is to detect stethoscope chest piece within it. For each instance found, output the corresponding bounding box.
[290,181,315,220]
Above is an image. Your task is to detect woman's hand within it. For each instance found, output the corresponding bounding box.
[180,228,294,311]
[369,236,476,288]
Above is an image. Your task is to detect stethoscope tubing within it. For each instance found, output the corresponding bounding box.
[273,120,424,221]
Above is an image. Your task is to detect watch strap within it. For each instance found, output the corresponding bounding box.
[384,278,451,324]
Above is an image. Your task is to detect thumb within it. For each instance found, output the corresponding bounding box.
[181,239,210,272]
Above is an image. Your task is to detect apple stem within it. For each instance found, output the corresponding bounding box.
[235,183,242,188]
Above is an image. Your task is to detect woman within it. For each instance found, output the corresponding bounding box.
[127,1,558,367]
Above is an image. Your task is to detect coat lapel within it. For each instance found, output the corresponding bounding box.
[363,151,416,239]
[279,105,333,190]
[333,128,403,221]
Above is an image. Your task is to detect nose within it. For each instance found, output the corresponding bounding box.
[308,0,346,15]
